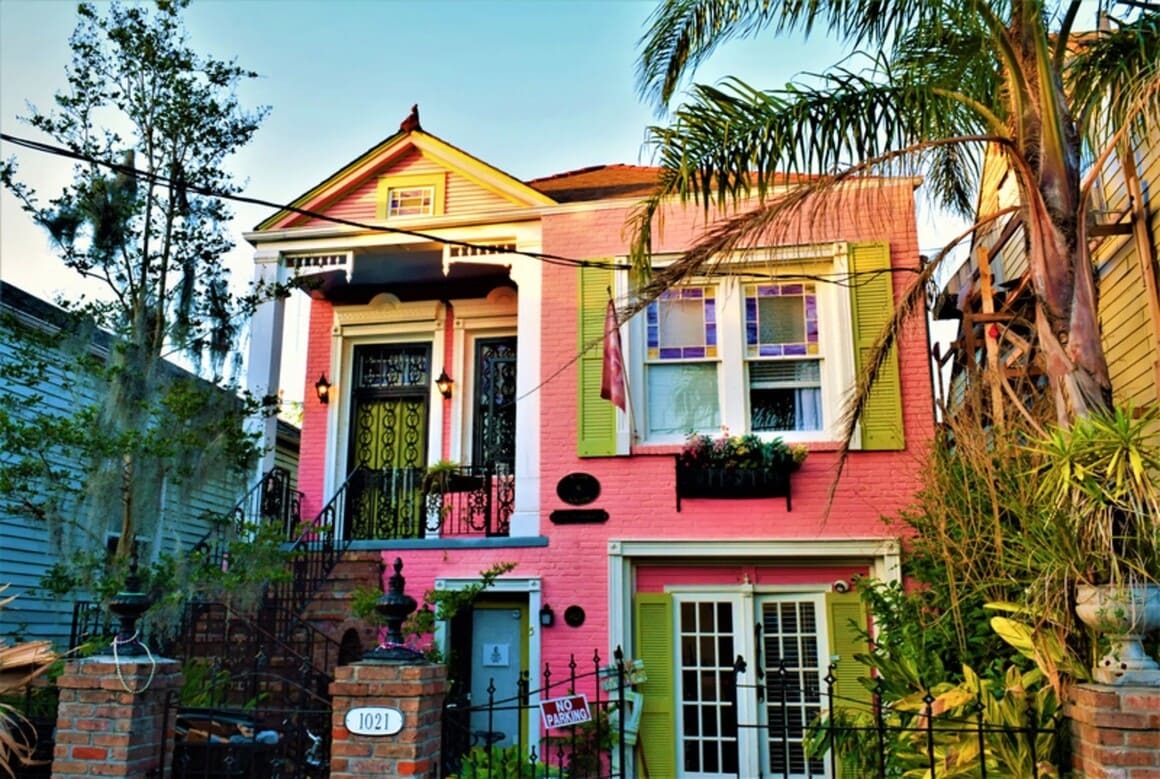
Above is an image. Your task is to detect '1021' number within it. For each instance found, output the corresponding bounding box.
[344,706,403,737]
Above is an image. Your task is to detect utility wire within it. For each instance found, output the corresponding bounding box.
[1,131,921,289]
[2,130,930,410]
[0,132,628,272]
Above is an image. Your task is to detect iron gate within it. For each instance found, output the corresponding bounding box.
[164,667,331,779]
[441,648,631,779]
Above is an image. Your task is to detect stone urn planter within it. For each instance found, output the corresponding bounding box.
[1074,583,1160,685]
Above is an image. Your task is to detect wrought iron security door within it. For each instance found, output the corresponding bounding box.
[347,343,430,539]
[473,336,517,471]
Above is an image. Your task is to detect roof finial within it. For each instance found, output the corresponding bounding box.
[400,103,421,133]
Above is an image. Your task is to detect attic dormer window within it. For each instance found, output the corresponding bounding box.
[377,172,445,219]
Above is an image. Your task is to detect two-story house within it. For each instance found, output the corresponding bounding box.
[244,120,934,777]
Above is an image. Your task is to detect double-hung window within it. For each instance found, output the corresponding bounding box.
[579,242,901,457]
[645,287,720,437]
[636,246,860,446]
[745,283,822,432]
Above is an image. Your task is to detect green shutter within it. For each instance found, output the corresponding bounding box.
[826,591,872,779]
[634,593,676,779]
[848,241,905,450]
[577,264,617,457]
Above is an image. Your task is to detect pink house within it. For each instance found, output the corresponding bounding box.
[245,120,933,776]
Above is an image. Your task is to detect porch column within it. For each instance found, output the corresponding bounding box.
[507,256,541,537]
[246,248,286,474]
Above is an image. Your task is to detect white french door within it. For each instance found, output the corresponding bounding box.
[674,591,831,779]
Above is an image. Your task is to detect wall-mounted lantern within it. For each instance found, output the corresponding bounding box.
[315,373,331,405]
[539,604,555,628]
[435,369,454,399]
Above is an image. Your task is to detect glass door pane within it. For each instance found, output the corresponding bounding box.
[677,599,739,777]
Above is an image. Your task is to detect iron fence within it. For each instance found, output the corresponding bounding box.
[736,661,1065,778]
[442,648,630,779]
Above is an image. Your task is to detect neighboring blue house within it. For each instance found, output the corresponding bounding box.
[0,281,299,649]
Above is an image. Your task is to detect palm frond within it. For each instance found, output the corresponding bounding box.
[1067,9,1160,141]
[638,0,956,109]
[638,0,783,108]
[625,134,1009,327]
[629,67,999,277]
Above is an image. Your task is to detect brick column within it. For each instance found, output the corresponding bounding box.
[1068,683,1160,778]
[329,662,447,778]
[51,656,182,778]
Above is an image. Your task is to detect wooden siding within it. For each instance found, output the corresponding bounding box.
[1094,132,1160,408]
[965,132,1160,408]
[298,149,516,228]
[0,287,260,649]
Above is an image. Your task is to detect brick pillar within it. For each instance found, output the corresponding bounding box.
[1068,683,1160,778]
[329,662,447,778]
[51,656,182,778]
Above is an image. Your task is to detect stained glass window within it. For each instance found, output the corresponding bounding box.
[647,287,717,360]
[387,186,435,217]
[646,287,720,436]
[745,284,818,357]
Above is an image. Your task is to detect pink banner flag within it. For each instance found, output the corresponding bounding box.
[600,298,626,411]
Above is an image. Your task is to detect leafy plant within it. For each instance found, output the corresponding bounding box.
[809,663,1062,778]
[450,745,563,779]
[678,430,807,470]
[421,459,463,493]
[0,0,273,573]
[351,561,518,663]
[1022,406,1160,586]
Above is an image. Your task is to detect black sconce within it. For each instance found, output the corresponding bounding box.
[539,604,555,628]
[315,373,331,405]
[435,369,453,399]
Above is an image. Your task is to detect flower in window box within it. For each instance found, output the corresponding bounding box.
[678,431,807,471]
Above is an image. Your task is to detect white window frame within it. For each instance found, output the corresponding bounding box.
[627,244,856,446]
[669,589,833,779]
[387,185,435,218]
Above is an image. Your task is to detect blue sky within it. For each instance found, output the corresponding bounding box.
[1,0,968,398]
[1,1,847,287]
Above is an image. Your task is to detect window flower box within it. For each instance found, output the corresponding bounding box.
[674,433,806,511]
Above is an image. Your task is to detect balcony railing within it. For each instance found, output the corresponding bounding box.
[344,463,513,541]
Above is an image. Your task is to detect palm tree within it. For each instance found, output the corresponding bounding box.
[631,0,1159,425]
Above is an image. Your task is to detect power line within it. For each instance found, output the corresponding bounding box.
[1,131,923,290]
[0,132,628,272]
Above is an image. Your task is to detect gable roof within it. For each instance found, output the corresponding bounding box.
[255,129,558,232]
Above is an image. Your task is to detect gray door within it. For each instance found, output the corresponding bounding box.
[469,604,526,748]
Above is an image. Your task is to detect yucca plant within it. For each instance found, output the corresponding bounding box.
[1024,406,1160,587]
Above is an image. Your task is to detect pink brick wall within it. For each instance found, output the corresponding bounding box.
[294,182,933,676]
[299,297,335,521]
[537,182,932,543]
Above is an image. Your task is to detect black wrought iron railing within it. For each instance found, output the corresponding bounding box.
[441,648,629,779]
[344,463,514,541]
[68,467,304,649]
[737,661,1064,778]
